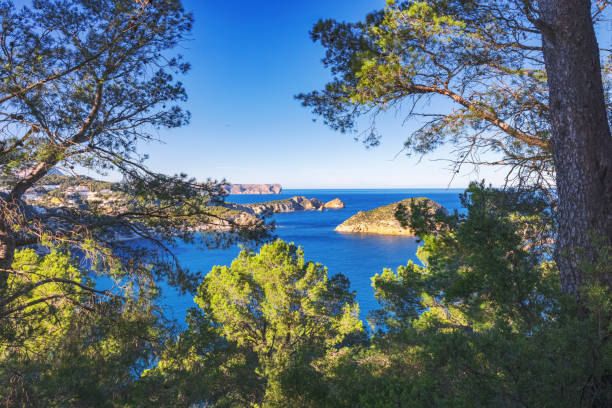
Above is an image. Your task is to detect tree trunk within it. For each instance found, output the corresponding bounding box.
[0,212,15,313]
[537,0,612,297]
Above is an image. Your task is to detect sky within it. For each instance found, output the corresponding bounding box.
[88,1,518,188]
[106,0,513,189]
[9,1,609,188]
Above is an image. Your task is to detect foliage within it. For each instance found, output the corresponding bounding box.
[4,187,606,407]
[0,0,191,180]
[394,197,453,238]
[0,246,170,407]
[336,197,443,235]
[38,174,115,192]
[346,183,610,407]
[136,186,610,407]
[1,173,115,193]
[298,1,610,186]
[1,1,609,406]
[0,0,270,304]
[0,2,270,405]
[141,240,364,407]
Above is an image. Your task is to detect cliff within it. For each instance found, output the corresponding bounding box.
[203,206,262,231]
[226,184,282,194]
[335,197,444,236]
[204,196,346,231]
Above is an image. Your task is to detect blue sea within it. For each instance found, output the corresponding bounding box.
[161,189,464,323]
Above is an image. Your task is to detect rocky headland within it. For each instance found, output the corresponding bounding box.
[226,184,282,194]
[232,196,345,215]
[334,197,444,236]
[209,196,345,231]
[11,174,346,235]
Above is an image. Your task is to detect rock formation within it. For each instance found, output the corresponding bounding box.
[226,184,282,194]
[205,196,346,231]
[195,205,263,232]
[239,196,324,214]
[324,198,345,209]
[335,197,444,236]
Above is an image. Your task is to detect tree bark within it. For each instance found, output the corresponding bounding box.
[0,210,15,320]
[537,0,612,297]
[0,216,15,289]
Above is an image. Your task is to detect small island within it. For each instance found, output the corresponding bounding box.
[323,198,345,209]
[335,197,443,236]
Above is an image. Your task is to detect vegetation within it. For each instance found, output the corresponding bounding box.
[297,0,557,185]
[298,0,612,302]
[37,174,115,192]
[0,0,268,327]
[1,173,114,193]
[0,0,610,407]
[1,246,170,406]
[0,1,267,405]
[3,182,609,406]
[0,0,270,300]
[139,240,363,407]
[139,185,609,407]
[333,184,610,407]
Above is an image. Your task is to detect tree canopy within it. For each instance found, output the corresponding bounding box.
[141,240,363,407]
[0,1,269,404]
[1,1,610,406]
[299,0,612,301]
[0,0,269,333]
[136,187,610,407]
[298,0,610,187]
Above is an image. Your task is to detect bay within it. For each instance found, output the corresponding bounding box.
[162,189,465,323]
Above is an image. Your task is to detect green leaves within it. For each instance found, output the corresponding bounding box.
[198,239,363,363]
[361,184,611,407]
[1,243,170,407]
[298,0,555,186]
[147,240,363,407]
[369,261,426,331]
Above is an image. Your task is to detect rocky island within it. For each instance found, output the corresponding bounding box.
[335,197,444,236]
[210,197,345,230]
[226,184,282,194]
[229,196,344,215]
[323,198,345,209]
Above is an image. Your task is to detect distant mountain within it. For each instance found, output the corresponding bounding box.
[226,184,282,194]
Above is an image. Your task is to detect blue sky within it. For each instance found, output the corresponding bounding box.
[109,1,511,187]
[10,1,607,188]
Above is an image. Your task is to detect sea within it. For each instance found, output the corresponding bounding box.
[161,189,465,324]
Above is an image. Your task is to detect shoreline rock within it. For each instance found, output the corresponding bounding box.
[324,198,345,209]
[238,196,324,214]
[202,196,347,231]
